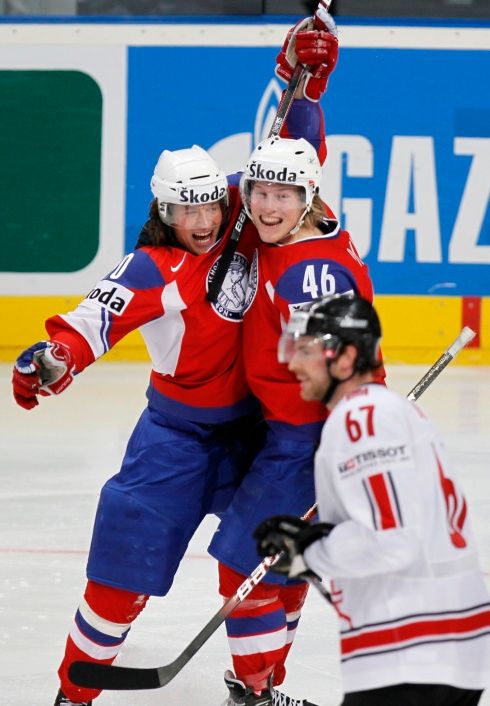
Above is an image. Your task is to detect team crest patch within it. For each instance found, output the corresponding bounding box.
[208,252,249,321]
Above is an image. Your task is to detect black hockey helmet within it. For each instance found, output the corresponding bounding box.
[278,293,382,373]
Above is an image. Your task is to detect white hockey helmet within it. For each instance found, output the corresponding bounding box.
[151,145,228,226]
[240,136,322,234]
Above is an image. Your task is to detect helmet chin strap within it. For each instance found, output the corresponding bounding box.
[322,375,339,405]
[288,204,311,236]
[322,357,357,405]
[288,186,318,235]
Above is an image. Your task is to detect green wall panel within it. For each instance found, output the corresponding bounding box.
[0,70,102,273]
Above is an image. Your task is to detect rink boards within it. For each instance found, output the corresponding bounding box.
[0,19,488,363]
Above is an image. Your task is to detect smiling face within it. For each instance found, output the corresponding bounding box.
[248,182,306,245]
[287,336,331,401]
[171,202,224,255]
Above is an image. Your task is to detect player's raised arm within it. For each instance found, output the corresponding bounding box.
[277,7,338,161]
[276,8,338,103]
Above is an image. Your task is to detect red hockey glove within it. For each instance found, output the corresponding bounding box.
[275,12,339,102]
[275,17,312,84]
[12,341,76,410]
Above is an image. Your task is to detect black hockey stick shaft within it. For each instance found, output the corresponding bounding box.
[69,326,475,691]
[206,1,332,303]
[205,67,303,303]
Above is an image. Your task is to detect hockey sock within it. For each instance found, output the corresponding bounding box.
[58,580,149,703]
[273,582,309,684]
[219,563,308,694]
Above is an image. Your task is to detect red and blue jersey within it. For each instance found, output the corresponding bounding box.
[44,98,327,424]
[243,215,383,436]
[46,186,259,423]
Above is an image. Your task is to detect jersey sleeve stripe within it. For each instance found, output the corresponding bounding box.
[364,472,401,530]
[386,471,404,527]
[362,477,378,529]
[434,446,468,549]
[99,307,111,354]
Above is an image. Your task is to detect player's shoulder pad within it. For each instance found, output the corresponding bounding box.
[331,384,406,430]
[324,385,413,471]
[104,249,166,291]
[275,255,356,305]
[81,250,166,317]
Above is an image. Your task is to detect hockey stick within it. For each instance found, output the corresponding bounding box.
[70,503,319,691]
[206,0,332,303]
[69,326,475,691]
[406,326,475,401]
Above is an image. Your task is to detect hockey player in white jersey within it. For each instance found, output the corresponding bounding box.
[255,294,490,706]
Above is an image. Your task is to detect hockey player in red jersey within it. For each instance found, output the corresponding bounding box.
[256,294,490,706]
[208,141,384,703]
[11,14,337,706]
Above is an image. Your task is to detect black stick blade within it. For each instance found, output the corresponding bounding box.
[69,661,162,690]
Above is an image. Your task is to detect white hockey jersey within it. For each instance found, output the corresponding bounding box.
[304,383,490,692]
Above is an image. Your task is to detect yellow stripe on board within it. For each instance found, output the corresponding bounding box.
[375,295,488,365]
[0,296,146,363]
[1,295,489,365]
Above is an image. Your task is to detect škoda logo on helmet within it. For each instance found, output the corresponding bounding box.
[249,163,298,182]
[179,185,226,204]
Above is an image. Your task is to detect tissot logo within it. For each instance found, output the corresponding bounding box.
[339,445,408,474]
[249,163,297,182]
[179,185,226,204]
[85,281,134,315]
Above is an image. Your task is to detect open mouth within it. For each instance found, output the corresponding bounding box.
[192,230,214,244]
[259,216,282,227]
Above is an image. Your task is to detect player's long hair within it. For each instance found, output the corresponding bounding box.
[301,194,330,231]
[135,199,175,248]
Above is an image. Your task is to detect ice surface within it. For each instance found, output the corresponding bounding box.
[1,363,489,705]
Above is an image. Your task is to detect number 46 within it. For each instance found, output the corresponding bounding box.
[302,264,336,298]
[345,405,375,442]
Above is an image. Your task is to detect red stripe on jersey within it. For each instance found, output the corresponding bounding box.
[434,449,468,549]
[341,608,490,657]
[367,473,398,529]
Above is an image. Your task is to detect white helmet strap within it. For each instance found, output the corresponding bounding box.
[289,202,313,236]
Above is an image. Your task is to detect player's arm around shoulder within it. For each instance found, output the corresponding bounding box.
[275,8,338,162]
[57,248,168,342]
